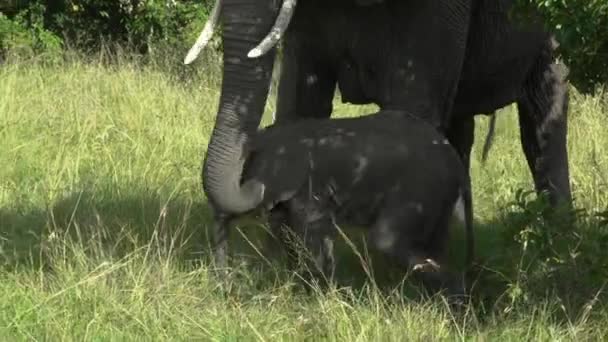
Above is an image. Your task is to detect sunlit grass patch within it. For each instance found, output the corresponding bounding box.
[1,58,607,339]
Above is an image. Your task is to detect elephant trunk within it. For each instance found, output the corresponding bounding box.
[203,0,279,214]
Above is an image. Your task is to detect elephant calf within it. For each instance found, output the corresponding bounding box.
[211,110,474,297]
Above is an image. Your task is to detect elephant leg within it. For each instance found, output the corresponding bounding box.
[446,116,475,223]
[446,116,475,171]
[516,60,571,207]
[273,33,337,124]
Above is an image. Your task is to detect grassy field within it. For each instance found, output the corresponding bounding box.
[1,57,608,340]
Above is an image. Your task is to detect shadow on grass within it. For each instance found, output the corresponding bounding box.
[1,187,607,321]
[0,188,212,270]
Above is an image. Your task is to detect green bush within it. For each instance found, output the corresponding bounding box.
[496,189,608,310]
[0,3,62,60]
[1,1,211,56]
[46,0,210,53]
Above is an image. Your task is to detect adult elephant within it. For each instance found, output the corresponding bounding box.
[186,0,571,220]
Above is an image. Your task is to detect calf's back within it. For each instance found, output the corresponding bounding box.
[244,112,466,214]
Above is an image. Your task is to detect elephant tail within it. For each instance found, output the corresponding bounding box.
[481,112,497,163]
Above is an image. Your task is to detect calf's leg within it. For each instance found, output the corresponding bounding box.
[211,213,230,271]
[282,197,336,289]
[266,204,295,265]
[368,199,464,299]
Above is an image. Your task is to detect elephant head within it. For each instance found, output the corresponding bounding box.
[185,0,297,214]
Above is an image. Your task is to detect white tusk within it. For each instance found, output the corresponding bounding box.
[184,0,222,65]
[247,0,297,58]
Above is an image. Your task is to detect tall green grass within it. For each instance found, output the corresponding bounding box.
[1,56,607,340]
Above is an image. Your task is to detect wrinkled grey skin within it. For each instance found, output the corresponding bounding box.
[214,111,474,298]
[201,0,571,220]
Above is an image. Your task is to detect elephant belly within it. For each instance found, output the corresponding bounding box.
[452,49,541,116]
[453,0,548,116]
[302,0,472,126]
